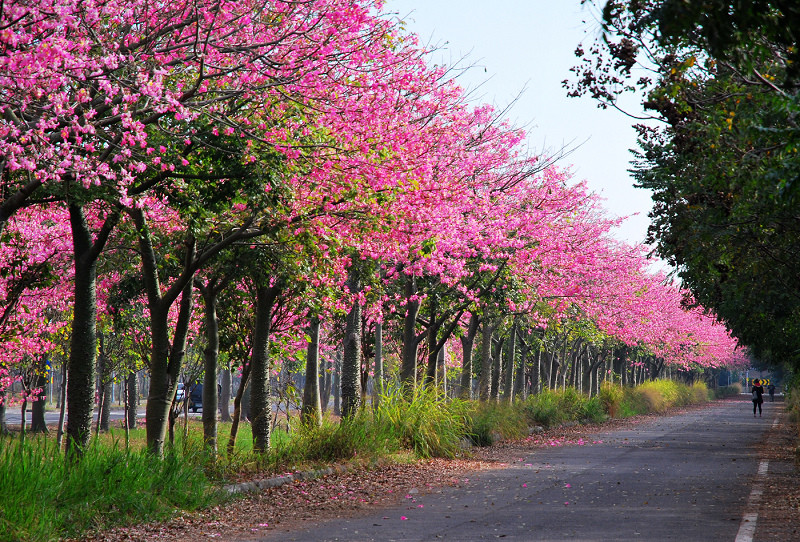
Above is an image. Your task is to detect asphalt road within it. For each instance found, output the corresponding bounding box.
[261,398,779,542]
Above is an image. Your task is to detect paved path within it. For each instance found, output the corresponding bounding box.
[261,399,779,541]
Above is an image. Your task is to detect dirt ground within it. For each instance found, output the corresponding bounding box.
[74,399,800,542]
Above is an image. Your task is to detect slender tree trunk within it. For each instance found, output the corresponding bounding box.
[227,363,250,457]
[320,359,332,414]
[478,319,495,401]
[219,369,232,422]
[250,284,280,453]
[503,323,517,402]
[372,320,383,407]
[341,272,362,418]
[301,315,322,427]
[399,275,420,389]
[459,314,479,400]
[424,298,439,387]
[56,361,67,447]
[97,334,111,433]
[0,389,8,435]
[490,337,504,402]
[333,360,341,416]
[514,331,526,399]
[126,371,137,428]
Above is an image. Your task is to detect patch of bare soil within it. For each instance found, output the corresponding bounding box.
[78,401,800,542]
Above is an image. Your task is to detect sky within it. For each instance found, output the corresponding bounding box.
[387,0,656,248]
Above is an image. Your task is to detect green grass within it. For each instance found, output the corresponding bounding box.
[0,436,214,541]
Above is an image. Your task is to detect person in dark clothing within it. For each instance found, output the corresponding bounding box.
[751,380,764,417]
[767,383,776,402]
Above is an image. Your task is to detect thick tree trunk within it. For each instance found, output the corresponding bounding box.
[399,275,420,389]
[30,356,49,433]
[219,369,232,422]
[66,204,100,459]
[200,283,221,452]
[341,294,362,419]
[301,315,322,427]
[459,314,479,399]
[250,284,280,453]
[136,212,195,456]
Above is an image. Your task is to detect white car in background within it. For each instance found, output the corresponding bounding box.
[175,382,185,402]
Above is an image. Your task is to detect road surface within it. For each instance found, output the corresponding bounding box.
[261,399,779,541]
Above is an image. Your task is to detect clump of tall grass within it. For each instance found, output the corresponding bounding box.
[599,381,624,418]
[464,402,527,446]
[520,387,605,428]
[0,435,214,542]
[373,385,470,459]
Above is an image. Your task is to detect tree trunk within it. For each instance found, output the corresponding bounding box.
[341,270,362,419]
[219,369,232,422]
[199,280,222,452]
[333,352,341,416]
[126,371,137,428]
[66,204,100,459]
[490,336,504,402]
[301,315,322,427]
[503,322,517,402]
[399,275,420,389]
[478,319,495,401]
[30,356,49,433]
[372,320,383,407]
[320,360,332,414]
[459,314,479,400]
[513,329,526,399]
[227,363,250,457]
[56,361,67,447]
[250,284,280,453]
[0,389,7,435]
[424,298,439,387]
[97,334,112,433]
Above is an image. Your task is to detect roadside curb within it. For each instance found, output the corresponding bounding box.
[222,464,350,496]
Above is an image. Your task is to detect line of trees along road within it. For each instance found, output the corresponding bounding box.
[0,0,747,461]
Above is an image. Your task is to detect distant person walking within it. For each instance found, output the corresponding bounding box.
[751,380,764,417]
[767,383,776,402]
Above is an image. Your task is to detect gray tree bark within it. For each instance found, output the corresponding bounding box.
[459,314,480,400]
[301,315,322,426]
[250,284,280,453]
[341,269,362,419]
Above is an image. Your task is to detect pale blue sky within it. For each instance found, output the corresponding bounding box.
[388,0,655,247]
